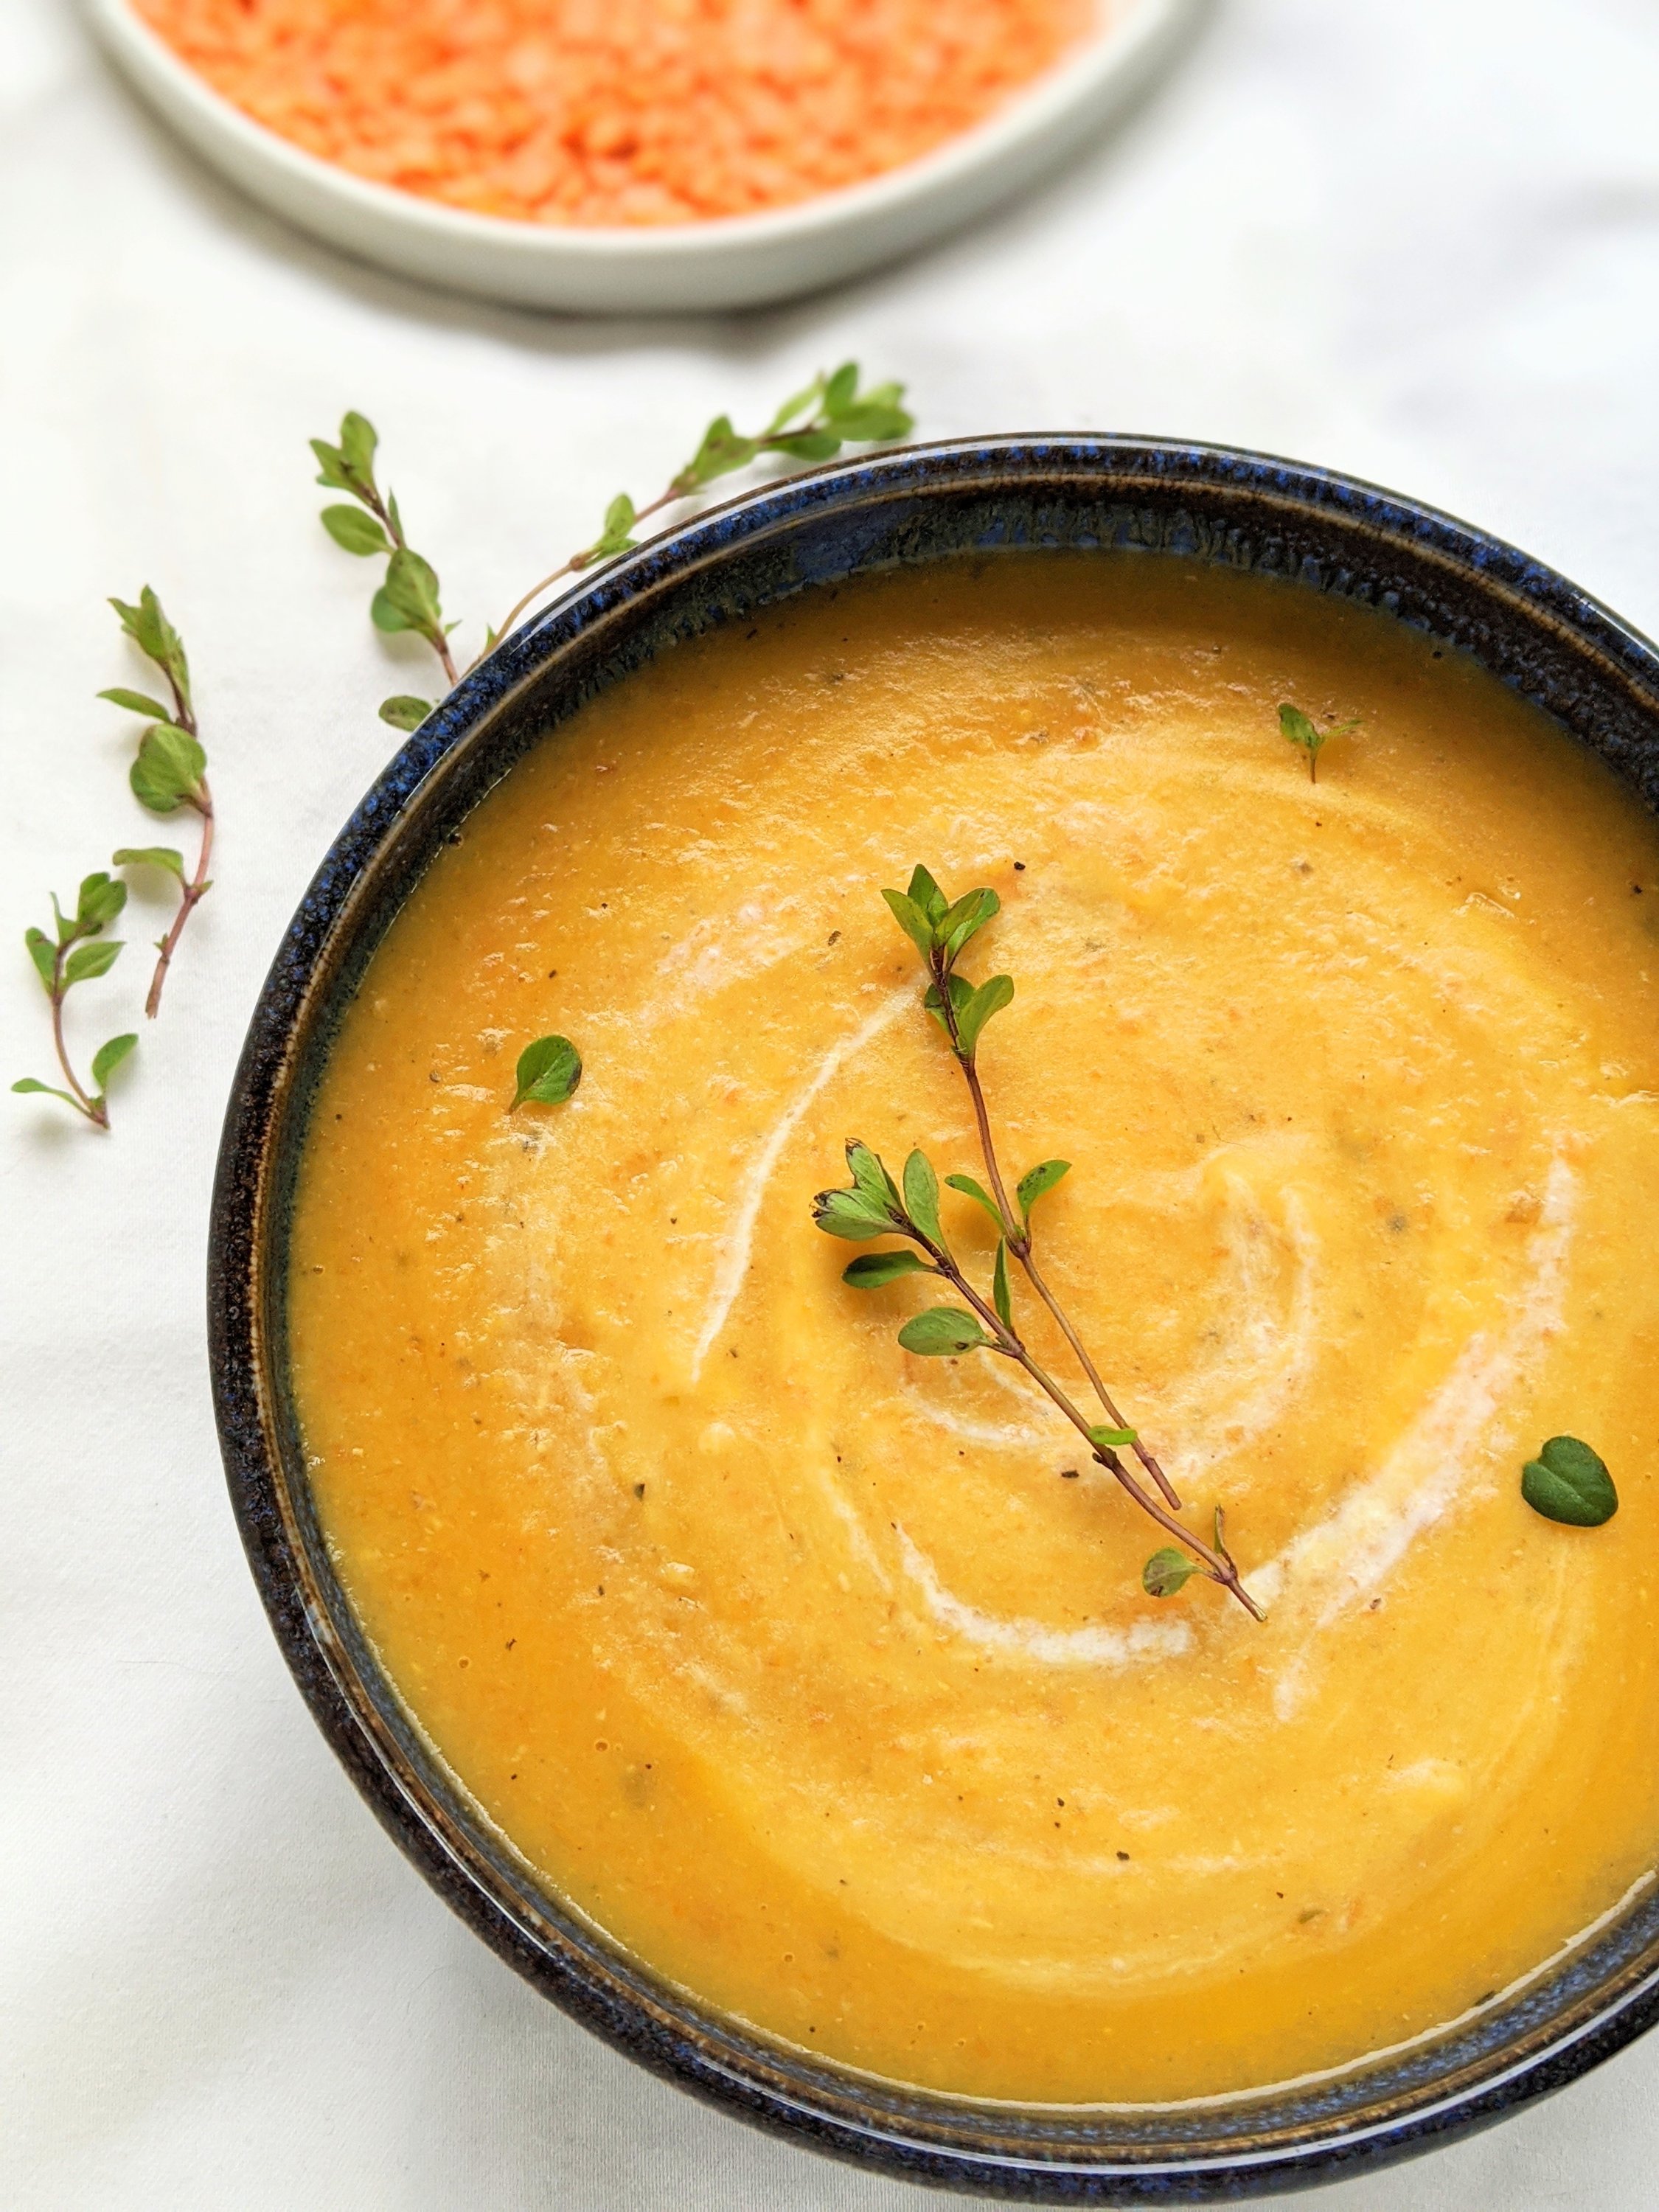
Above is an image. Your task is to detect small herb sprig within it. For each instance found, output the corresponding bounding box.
[487,364,913,652]
[104,588,215,1019]
[15,589,213,1129]
[13,874,136,1128]
[311,412,458,717]
[813,869,1264,1619]
[313,364,914,733]
[1279,701,1359,784]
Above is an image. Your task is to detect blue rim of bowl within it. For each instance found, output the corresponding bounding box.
[209,437,1659,2203]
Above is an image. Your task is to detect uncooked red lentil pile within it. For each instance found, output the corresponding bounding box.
[139,0,1098,226]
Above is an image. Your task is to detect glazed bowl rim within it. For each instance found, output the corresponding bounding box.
[209,434,1659,2202]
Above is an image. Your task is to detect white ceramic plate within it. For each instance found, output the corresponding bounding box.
[87,0,1202,314]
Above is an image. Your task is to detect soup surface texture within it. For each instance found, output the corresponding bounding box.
[289,555,1659,2103]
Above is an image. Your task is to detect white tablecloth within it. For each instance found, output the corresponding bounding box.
[6,0,1659,2202]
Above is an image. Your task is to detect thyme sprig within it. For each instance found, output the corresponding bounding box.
[487,364,914,654]
[1279,701,1359,784]
[812,868,1264,1620]
[105,588,215,1019]
[312,413,459,703]
[15,589,214,1129]
[313,364,914,732]
[13,874,136,1128]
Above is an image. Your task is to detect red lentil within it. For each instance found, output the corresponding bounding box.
[138,0,1099,227]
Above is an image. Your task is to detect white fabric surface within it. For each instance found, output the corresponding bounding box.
[6,0,1659,2203]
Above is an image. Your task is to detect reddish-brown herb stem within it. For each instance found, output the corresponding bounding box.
[930,943,1186,1513]
[46,953,108,1128]
[906,1217,1262,1620]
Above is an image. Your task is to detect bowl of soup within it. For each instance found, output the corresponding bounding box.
[210,438,1659,2199]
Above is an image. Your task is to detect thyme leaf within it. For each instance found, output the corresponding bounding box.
[1521,1436,1617,1526]
[1144,1548,1200,1598]
[945,1171,1007,1234]
[899,1307,990,1357]
[1016,1158,1071,1222]
[992,1238,1013,1329]
[511,1034,582,1109]
[842,1250,931,1288]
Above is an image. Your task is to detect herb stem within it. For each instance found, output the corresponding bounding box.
[479,481,677,665]
[1018,1244,1183,1508]
[139,643,216,1019]
[480,411,898,665]
[145,785,214,1020]
[908,1221,1260,1618]
[47,950,106,1128]
[931,945,1184,1512]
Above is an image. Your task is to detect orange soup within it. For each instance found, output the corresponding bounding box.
[288,556,1659,2102]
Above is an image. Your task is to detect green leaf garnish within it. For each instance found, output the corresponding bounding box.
[846,1139,901,1215]
[992,1239,1012,1329]
[378,696,433,731]
[113,846,186,880]
[902,1148,943,1245]
[511,1034,582,1109]
[587,493,638,561]
[881,887,935,959]
[76,872,128,933]
[1279,701,1359,785]
[339,409,378,479]
[842,1250,931,1288]
[91,1033,138,1089]
[766,375,826,434]
[321,504,393,556]
[1089,1425,1139,1452]
[898,1307,990,1357]
[813,1192,897,1240]
[24,927,56,992]
[956,973,1015,1056]
[109,587,190,711]
[940,886,999,961]
[372,548,445,638]
[906,864,948,927]
[680,414,760,490]
[98,687,171,719]
[1521,1436,1617,1526]
[945,1172,1006,1233]
[823,361,859,414]
[769,429,841,463]
[312,411,378,497]
[63,939,123,985]
[1144,1548,1200,1598]
[924,971,973,1040]
[13,1077,82,1106]
[1016,1158,1071,1222]
[130,724,207,813]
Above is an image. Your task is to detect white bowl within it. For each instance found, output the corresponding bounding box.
[87,0,1202,315]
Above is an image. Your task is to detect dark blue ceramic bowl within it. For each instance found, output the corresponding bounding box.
[209,438,1659,2201]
